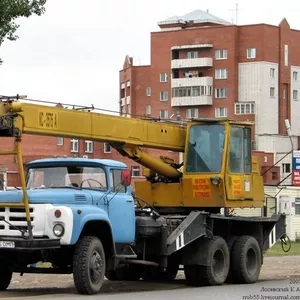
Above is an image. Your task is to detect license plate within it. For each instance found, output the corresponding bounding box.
[0,241,15,248]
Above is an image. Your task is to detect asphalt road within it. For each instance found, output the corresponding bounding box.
[2,279,300,300]
[1,256,300,300]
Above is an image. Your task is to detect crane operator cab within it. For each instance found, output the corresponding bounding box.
[135,118,265,212]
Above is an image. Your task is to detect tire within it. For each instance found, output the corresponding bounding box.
[73,236,106,295]
[0,264,12,291]
[225,235,238,283]
[231,235,262,284]
[184,236,229,287]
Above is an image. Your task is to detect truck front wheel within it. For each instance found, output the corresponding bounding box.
[73,236,106,295]
[0,264,12,291]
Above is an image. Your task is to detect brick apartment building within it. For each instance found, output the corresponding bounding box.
[1,9,300,188]
[119,9,300,185]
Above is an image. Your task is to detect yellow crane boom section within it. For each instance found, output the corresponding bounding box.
[0,101,186,152]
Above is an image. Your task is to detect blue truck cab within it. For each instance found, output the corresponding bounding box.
[0,157,136,294]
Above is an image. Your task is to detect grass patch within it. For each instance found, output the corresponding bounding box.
[265,241,300,256]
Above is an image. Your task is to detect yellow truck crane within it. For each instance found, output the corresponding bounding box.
[0,96,288,294]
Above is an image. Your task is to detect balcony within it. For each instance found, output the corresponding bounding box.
[171,76,213,88]
[171,96,213,107]
[171,58,213,69]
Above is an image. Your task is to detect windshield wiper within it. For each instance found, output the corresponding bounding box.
[50,186,82,190]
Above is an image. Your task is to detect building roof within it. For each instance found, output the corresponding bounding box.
[158,9,232,26]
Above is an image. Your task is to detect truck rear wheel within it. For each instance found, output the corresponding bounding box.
[0,264,12,291]
[231,235,261,284]
[184,236,229,287]
[73,236,105,295]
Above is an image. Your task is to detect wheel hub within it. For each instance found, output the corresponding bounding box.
[90,250,103,283]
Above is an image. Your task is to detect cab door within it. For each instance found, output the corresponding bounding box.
[225,126,253,201]
[105,169,136,244]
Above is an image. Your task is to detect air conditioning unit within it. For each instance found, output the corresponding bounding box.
[82,155,88,159]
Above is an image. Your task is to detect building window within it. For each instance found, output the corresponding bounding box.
[104,143,111,153]
[215,88,227,98]
[293,90,298,101]
[160,91,168,101]
[146,104,151,115]
[295,198,300,215]
[187,51,198,59]
[160,110,168,119]
[146,87,151,96]
[283,88,286,99]
[186,108,198,119]
[293,71,298,81]
[57,137,63,146]
[215,49,227,60]
[272,172,278,180]
[160,73,168,82]
[131,166,141,177]
[71,139,79,153]
[270,68,275,78]
[235,103,255,115]
[284,45,288,66]
[172,86,212,97]
[215,69,227,79]
[85,140,93,153]
[282,163,291,174]
[270,87,275,98]
[215,107,227,117]
[247,48,256,59]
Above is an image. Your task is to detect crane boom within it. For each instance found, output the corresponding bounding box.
[0,99,186,179]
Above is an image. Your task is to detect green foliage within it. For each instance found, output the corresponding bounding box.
[0,0,47,63]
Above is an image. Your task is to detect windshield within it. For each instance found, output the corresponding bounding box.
[26,165,107,190]
[186,124,225,173]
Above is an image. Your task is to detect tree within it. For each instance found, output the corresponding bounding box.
[0,0,47,64]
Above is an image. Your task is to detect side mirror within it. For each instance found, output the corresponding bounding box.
[121,169,131,186]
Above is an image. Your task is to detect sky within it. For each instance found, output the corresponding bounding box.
[1,0,300,113]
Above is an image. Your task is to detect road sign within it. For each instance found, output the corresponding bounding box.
[292,150,300,186]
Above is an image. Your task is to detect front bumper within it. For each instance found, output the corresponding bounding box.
[0,236,61,250]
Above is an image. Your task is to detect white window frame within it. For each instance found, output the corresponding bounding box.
[247,48,256,59]
[293,89,298,101]
[215,49,228,60]
[186,108,198,119]
[146,87,151,96]
[160,110,168,119]
[104,143,111,153]
[187,51,198,59]
[131,166,141,177]
[270,87,275,98]
[57,137,63,146]
[146,104,151,115]
[215,69,227,79]
[85,140,93,153]
[215,107,227,117]
[270,68,275,78]
[160,91,168,102]
[295,198,300,215]
[215,88,227,99]
[71,139,79,153]
[234,103,255,115]
[293,71,298,81]
[160,73,168,82]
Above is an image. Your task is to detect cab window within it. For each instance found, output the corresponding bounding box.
[229,127,251,174]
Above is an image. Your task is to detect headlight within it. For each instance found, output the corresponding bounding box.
[53,223,65,237]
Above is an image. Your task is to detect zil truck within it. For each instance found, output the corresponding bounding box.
[0,96,288,294]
